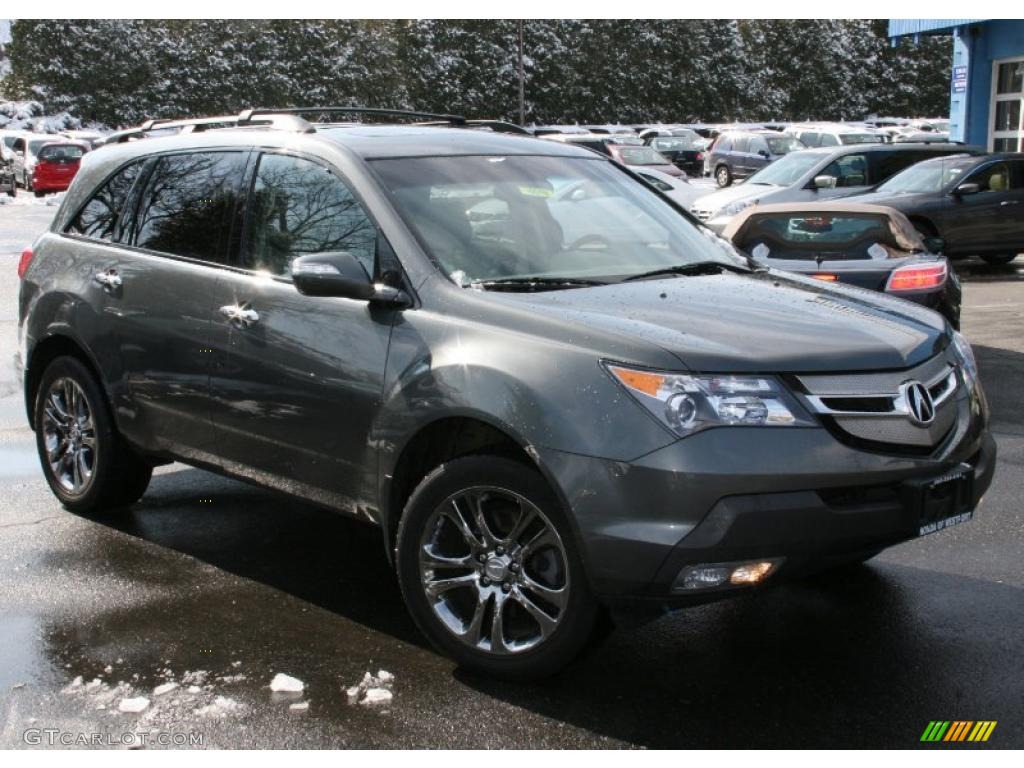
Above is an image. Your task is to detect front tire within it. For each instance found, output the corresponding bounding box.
[980,253,1018,266]
[34,356,152,513]
[396,456,597,680]
[715,164,732,188]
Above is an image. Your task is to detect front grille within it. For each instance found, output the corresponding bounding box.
[690,207,712,222]
[798,354,960,453]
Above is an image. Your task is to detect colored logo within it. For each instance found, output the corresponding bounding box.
[920,721,997,742]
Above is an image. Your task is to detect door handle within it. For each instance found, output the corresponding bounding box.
[93,269,122,290]
[999,200,1020,206]
[219,304,260,327]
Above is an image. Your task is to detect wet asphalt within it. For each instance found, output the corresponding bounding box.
[0,200,1022,748]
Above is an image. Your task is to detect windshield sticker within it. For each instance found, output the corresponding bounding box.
[867,243,889,260]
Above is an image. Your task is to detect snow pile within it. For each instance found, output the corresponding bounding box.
[118,696,150,713]
[269,672,304,693]
[194,695,241,718]
[288,700,309,712]
[152,682,178,696]
[345,670,395,707]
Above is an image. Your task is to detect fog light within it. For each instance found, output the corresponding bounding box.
[673,559,780,592]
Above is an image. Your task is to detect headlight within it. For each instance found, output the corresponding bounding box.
[951,331,978,384]
[719,199,756,217]
[605,363,813,438]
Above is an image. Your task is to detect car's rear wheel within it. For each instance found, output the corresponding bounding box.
[34,356,152,513]
[34,190,44,198]
[715,164,732,188]
[980,253,1018,266]
[396,456,597,680]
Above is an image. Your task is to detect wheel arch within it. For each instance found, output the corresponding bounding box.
[24,332,108,431]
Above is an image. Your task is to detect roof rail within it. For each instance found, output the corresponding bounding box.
[412,118,531,135]
[98,112,315,145]
[239,106,468,125]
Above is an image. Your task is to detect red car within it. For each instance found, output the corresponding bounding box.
[31,141,89,196]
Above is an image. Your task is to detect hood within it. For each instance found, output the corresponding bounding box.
[496,269,946,373]
[690,182,770,212]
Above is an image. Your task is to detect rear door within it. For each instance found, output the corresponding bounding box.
[210,150,398,511]
[93,150,247,462]
[1005,160,1024,249]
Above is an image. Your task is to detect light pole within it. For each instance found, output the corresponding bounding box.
[517,20,525,125]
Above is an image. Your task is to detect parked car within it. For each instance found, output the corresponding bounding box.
[723,202,961,326]
[850,153,1024,265]
[785,124,886,149]
[645,131,707,176]
[30,141,89,196]
[542,133,686,179]
[60,129,107,149]
[691,143,985,233]
[705,130,805,187]
[9,134,75,192]
[19,110,995,678]
[0,150,16,197]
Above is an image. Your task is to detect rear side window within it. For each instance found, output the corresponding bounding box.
[731,136,750,153]
[872,151,928,183]
[798,132,820,147]
[242,153,377,277]
[132,152,246,263]
[818,133,840,147]
[67,160,145,242]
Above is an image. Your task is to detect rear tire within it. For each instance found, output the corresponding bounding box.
[980,253,1018,266]
[396,455,598,680]
[33,190,44,198]
[715,164,733,188]
[34,355,152,514]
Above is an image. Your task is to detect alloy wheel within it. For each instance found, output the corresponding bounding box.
[40,377,97,495]
[418,486,570,655]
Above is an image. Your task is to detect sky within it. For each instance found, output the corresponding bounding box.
[0,20,10,44]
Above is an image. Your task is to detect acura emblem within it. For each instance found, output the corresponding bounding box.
[902,380,936,426]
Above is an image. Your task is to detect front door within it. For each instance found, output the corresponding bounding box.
[210,151,398,514]
[942,161,1016,255]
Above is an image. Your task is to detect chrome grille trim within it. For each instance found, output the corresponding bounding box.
[803,365,958,418]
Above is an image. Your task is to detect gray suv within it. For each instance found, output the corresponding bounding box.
[17,109,996,679]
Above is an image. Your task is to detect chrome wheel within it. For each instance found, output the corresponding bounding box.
[418,486,569,655]
[40,377,96,496]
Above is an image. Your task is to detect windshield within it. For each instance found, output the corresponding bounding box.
[38,145,84,162]
[612,146,672,166]
[839,133,883,145]
[372,155,747,285]
[875,157,973,194]
[765,136,805,155]
[745,151,821,186]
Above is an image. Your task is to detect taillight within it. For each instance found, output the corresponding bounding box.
[696,152,705,161]
[17,248,33,279]
[810,273,839,282]
[886,262,947,292]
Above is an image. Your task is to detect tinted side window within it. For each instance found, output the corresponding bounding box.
[820,154,869,187]
[67,160,144,242]
[242,153,377,277]
[133,152,245,263]
[716,137,732,153]
[872,151,927,183]
[731,136,750,153]
[750,137,768,154]
[819,133,840,146]
[799,132,820,147]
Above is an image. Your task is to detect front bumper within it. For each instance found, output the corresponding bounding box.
[537,384,994,605]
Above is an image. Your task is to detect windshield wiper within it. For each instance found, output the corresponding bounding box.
[471,276,607,292]
[622,261,749,282]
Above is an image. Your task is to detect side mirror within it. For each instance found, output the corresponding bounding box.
[954,182,980,196]
[923,236,946,253]
[758,150,770,159]
[812,175,837,190]
[291,252,409,306]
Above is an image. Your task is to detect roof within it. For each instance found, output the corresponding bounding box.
[722,202,925,252]
[888,19,986,38]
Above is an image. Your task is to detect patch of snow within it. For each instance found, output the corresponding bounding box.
[376,670,395,684]
[194,696,241,718]
[269,672,304,693]
[288,701,309,711]
[181,670,209,685]
[187,685,202,694]
[152,682,178,696]
[103,665,113,674]
[361,688,393,706]
[118,696,150,714]
[84,678,102,692]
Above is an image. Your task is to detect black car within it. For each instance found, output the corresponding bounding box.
[0,149,16,197]
[644,130,707,176]
[853,153,1024,265]
[723,202,962,327]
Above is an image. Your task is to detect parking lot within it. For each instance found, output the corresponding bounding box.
[0,200,1022,748]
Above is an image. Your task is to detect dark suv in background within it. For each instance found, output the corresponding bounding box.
[706,129,805,187]
[18,109,995,679]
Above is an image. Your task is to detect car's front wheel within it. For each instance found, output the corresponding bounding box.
[34,355,153,513]
[980,253,1018,266]
[715,164,732,187]
[396,456,597,679]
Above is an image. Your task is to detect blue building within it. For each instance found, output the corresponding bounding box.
[889,19,1024,152]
